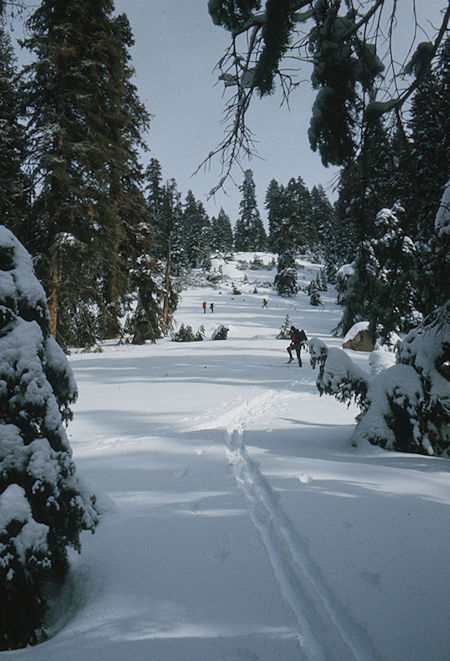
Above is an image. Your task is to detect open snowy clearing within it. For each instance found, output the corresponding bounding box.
[4,254,449,661]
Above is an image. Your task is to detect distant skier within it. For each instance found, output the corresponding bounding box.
[262,298,268,308]
[287,326,307,366]
[210,302,215,313]
[202,301,207,314]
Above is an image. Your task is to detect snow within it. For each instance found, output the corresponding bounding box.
[3,254,449,661]
[342,321,369,344]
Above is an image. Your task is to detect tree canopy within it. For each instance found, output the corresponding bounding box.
[204,0,449,192]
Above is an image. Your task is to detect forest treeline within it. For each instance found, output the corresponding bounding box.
[0,1,448,351]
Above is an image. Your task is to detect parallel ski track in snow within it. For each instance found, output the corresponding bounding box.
[221,391,377,661]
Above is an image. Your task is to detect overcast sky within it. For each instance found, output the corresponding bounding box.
[12,1,446,226]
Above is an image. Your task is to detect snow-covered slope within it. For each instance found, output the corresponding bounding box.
[4,254,449,661]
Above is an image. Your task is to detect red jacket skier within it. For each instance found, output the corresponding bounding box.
[287,326,307,366]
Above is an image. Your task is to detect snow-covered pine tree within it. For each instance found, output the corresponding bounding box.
[310,185,335,269]
[163,180,185,277]
[183,191,211,269]
[0,227,98,650]
[159,179,182,334]
[407,37,450,316]
[310,184,450,457]
[267,179,302,297]
[234,170,266,251]
[210,208,233,253]
[284,177,314,253]
[274,249,298,297]
[277,313,292,339]
[335,204,417,341]
[265,178,284,253]
[311,302,449,457]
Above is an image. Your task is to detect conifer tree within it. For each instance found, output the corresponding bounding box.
[21,0,150,347]
[265,178,284,253]
[0,20,27,240]
[145,157,165,259]
[0,226,98,650]
[234,170,266,251]
[211,208,233,253]
[310,185,334,256]
[283,176,313,253]
[335,205,417,340]
[183,190,211,269]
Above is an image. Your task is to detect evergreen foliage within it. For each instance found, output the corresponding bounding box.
[234,170,266,251]
[211,208,233,253]
[172,323,204,342]
[20,0,150,347]
[183,190,211,269]
[0,227,98,650]
[211,324,229,340]
[336,205,417,341]
[0,22,27,239]
[311,304,450,457]
[274,249,298,297]
[276,313,292,339]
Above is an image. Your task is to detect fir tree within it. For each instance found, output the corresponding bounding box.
[210,208,233,253]
[336,205,417,341]
[183,190,211,269]
[265,178,284,253]
[0,226,98,650]
[283,176,313,253]
[21,0,150,347]
[274,249,298,297]
[0,20,27,239]
[310,184,334,261]
[145,157,165,259]
[234,170,266,251]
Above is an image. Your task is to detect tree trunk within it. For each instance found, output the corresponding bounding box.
[48,249,62,338]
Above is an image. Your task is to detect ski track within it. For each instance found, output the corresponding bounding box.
[209,391,377,661]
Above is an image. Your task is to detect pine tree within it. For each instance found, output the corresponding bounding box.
[210,208,233,253]
[145,157,165,259]
[283,176,313,253]
[0,20,27,239]
[310,184,334,260]
[183,190,211,268]
[21,0,150,347]
[234,170,266,251]
[0,226,98,650]
[407,37,450,314]
[159,179,183,333]
[265,178,284,253]
[335,205,417,340]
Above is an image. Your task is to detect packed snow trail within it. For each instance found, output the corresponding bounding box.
[195,391,376,661]
[226,428,375,661]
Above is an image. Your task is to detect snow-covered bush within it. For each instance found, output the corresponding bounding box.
[309,337,368,409]
[309,303,450,456]
[0,227,98,650]
[212,324,229,340]
[172,323,204,342]
[308,280,322,306]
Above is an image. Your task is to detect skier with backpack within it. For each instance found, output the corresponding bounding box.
[287,326,307,366]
